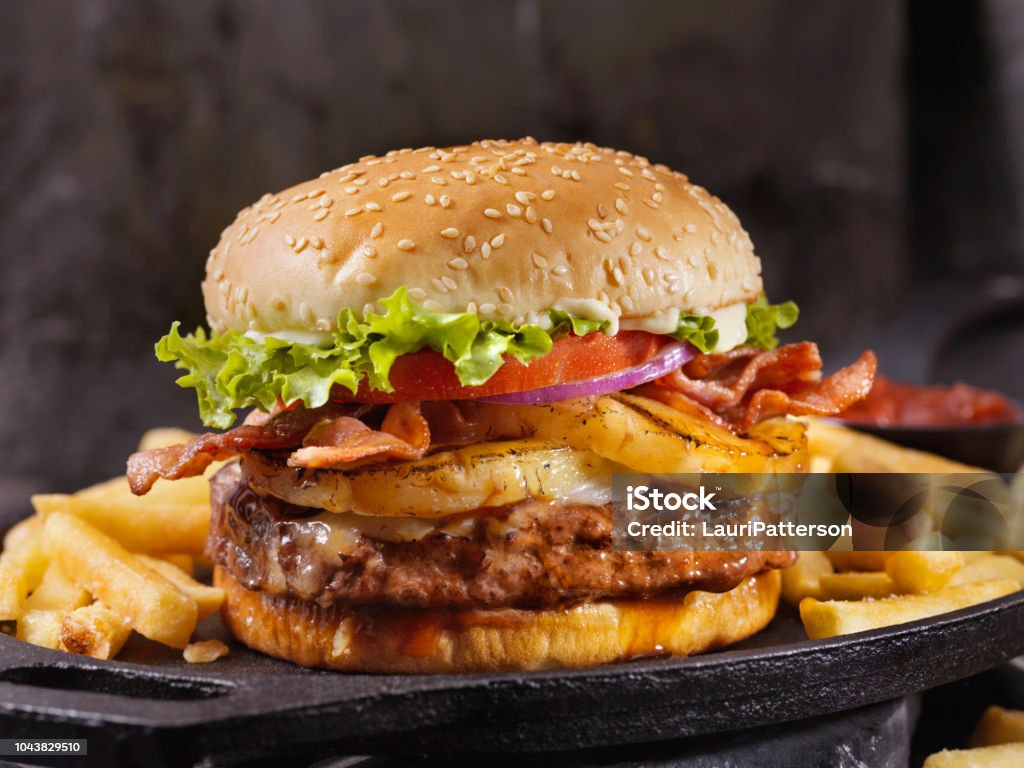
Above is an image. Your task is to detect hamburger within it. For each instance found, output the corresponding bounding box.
[127,138,876,672]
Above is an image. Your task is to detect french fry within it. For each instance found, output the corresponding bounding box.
[41,513,198,648]
[23,563,90,613]
[780,551,834,605]
[805,419,989,474]
[136,555,223,620]
[923,744,1024,767]
[80,473,212,507]
[819,572,898,600]
[16,610,64,650]
[183,639,229,664]
[60,603,132,660]
[0,518,49,593]
[826,551,893,572]
[32,494,209,556]
[799,579,1019,640]
[950,555,1024,589]
[886,551,964,594]
[157,554,195,574]
[0,563,27,621]
[969,705,1024,748]
[137,427,199,452]
[961,550,996,563]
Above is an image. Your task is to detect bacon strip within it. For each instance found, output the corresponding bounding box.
[656,343,877,431]
[127,403,353,495]
[288,402,430,469]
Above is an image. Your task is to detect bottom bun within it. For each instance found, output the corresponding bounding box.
[215,567,781,673]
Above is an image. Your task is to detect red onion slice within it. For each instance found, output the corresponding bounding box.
[478,341,697,405]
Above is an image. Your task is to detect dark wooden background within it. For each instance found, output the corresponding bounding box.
[1,0,1022,495]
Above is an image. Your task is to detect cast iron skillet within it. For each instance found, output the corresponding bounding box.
[1,505,1023,767]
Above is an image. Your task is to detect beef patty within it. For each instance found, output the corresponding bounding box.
[208,462,796,610]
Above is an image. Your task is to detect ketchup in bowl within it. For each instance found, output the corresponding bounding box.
[840,376,1023,428]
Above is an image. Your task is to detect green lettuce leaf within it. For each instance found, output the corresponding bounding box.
[156,286,798,428]
[744,295,800,349]
[671,315,720,354]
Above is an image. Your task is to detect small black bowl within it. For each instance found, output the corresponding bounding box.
[836,418,1024,473]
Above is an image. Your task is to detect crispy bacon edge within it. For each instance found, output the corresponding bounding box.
[654,342,877,431]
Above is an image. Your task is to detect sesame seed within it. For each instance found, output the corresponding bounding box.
[345,186,359,195]
[355,272,377,286]
[483,208,502,219]
[345,207,362,217]
[463,235,477,253]
[353,178,367,186]
[532,253,548,268]
[541,189,556,201]
[479,303,497,314]
[284,234,296,246]
[397,239,415,251]
[506,203,522,217]
[314,209,328,221]
[652,191,664,203]
[618,167,634,177]
[409,287,427,301]
[491,233,505,248]
[448,257,469,270]
[510,167,526,175]
[432,278,447,293]
[364,201,382,212]
[498,286,513,303]
[655,246,669,260]
[494,173,508,184]
[515,191,535,205]
[431,176,447,186]
[425,194,436,205]
[524,206,538,224]
[597,203,608,219]
[423,299,443,311]
[442,276,458,290]
[439,194,451,208]
[615,199,629,215]
[541,218,553,233]
[294,237,308,252]
[361,245,377,258]
[399,171,415,179]
[311,237,324,249]
[595,230,613,243]
[637,227,652,242]
[481,242,492,259]
[587,218,603,231]
[552,265,569,276]
[423,165,440,173]
[614,182,630,191]
[684,223,698,233]
[441,227,460,239]
[371,222,384,239]
[611,267,625,285]
[391,191,411,202]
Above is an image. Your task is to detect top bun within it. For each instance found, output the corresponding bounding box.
[202,138,762,335]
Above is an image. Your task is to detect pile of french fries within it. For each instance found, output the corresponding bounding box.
[923,704,1024,766]
[0,428,228,662]
[784,419,1024,641]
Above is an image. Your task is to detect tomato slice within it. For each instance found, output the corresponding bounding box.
[333,331,669,403]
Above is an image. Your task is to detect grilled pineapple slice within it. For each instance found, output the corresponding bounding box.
[244,440,619,518]
[246,392,806,518]
[496,393,808,475]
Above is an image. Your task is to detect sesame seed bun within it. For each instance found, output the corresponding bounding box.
[202,138,762,335]
[215,566,781,673]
